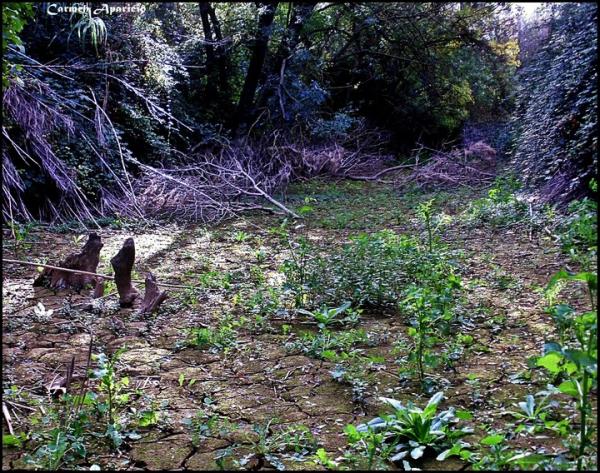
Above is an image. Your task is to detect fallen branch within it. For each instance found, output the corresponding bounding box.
[3,258,206,290]
[345,162,416,181]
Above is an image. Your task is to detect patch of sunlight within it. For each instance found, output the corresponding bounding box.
[266,270,285,287]
[2,281,34,315]
[97,225,184,272]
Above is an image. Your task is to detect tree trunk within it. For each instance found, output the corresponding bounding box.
[199,2,217,97]
[233,1,279,135]
[256,2,316,120]
[110,238,139,307]
[33,233,103,290]
[207,4,230,95]
[199,3,216,67]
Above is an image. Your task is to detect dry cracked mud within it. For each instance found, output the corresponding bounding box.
[2,181,595,470]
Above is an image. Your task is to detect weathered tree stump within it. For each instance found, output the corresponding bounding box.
[110,238,139,307]
[33,233,103,290]
[140,272,168,315]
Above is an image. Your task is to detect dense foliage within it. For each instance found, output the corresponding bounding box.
[511,3,598,202]
[2,2,522,222]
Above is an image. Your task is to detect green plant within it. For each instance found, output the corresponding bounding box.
[268,218,290,240]
[22,346,143,470]
[463,176,527,227]
[183,409,237,447]
[345,392,472,469]
[286,328,368,361]
[401,274,462,388]
[330,358,381,405]
[280,325,291,336]
[297,302,360,329]
[68,8,107,54]
[254,247,267,263]
[197,270,232,290]
[7,221,35,254]
[471,433,555,470]
[536,269,597,471]
[233,230,250,242]
[91,348,130,449]
[25,424,87,470]
[417,198,435,252]
[282,235,316,307]
[297,196,316,216]
[506,390,558,435]
[243,286,285,319]
[186,319,238,353]
[557,180,597,269]
[282,231,458,311]
[236,420,317,470]
[315,448,339,469]
[2,2,34,88]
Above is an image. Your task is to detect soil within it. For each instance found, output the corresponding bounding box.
[2,180,595,470]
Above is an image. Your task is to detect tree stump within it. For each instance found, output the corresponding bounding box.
[93,280,105,299]
[33,233,103,290]
[110,238,139,307]
[140,272,168,315]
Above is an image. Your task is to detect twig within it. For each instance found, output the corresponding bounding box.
[2,402,15,435]
[2,258,207,290]
[74,335,94,417]
[5,400,36,412]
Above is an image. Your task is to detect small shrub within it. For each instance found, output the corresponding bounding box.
[463,175,528,227]
[344,392,472,469]
[556,179,597,269]
[186,320,238,353]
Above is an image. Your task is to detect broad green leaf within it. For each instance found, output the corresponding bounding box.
[391,450,409,462]
[563,349,597,369]
[426,392,444,409]
[536,352,563,374]
[380,397,404,411]
[558,380,580,398]
[543,342,562,354]
[480,434,504,446]
[2,434,23,447]
[507,453,549,465]
[138,410,159,427]
[344,424,362,442]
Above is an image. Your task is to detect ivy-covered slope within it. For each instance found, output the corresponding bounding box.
[511,3,597,203]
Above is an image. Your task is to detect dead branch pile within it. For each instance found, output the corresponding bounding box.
[405,141,497,189]
[279,143,396,180]
[102,144,298,223]
[102,139,397,223]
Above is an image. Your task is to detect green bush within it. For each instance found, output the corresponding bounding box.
[282,230,459,311]
[463,176,528,227]
[557,179,597,269]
